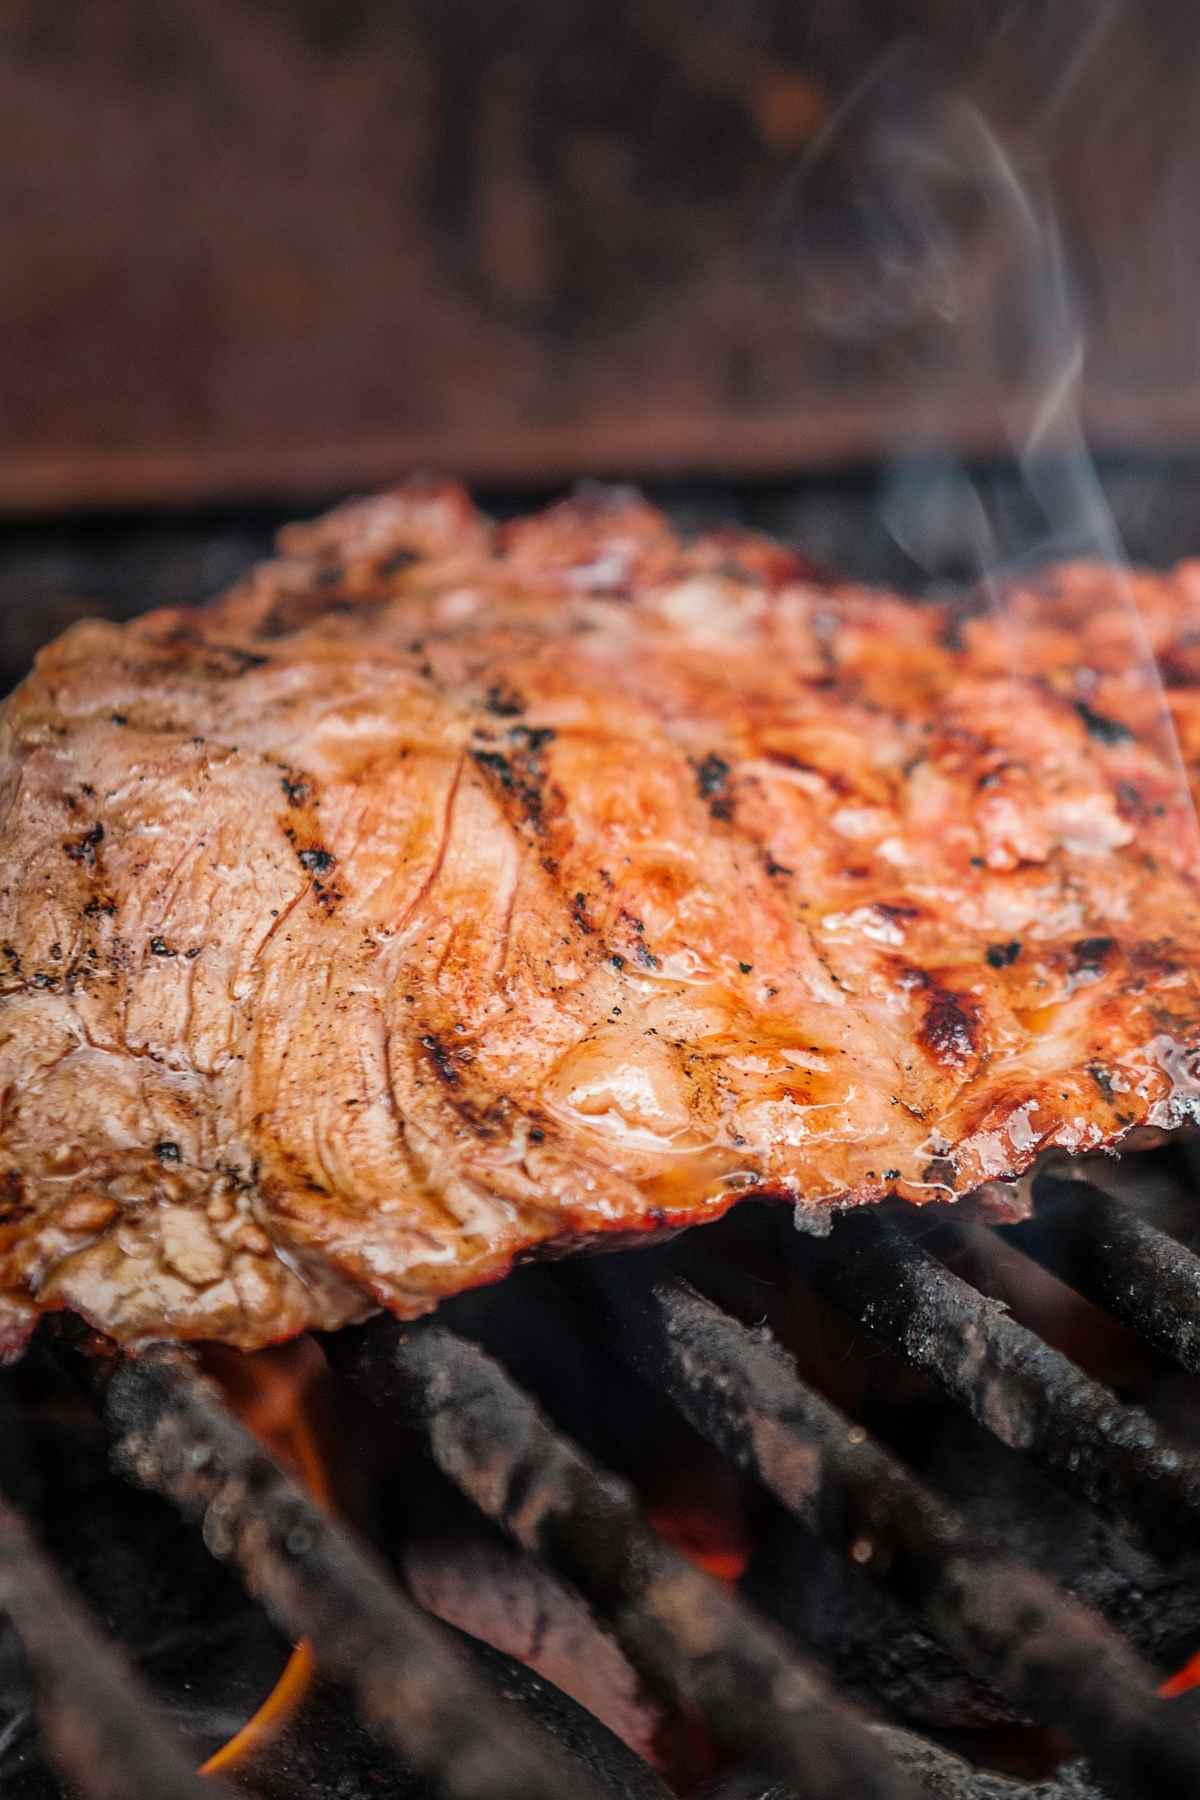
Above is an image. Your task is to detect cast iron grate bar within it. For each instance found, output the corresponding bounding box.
[0,1484,236,1800]
[333,1316,920,1800]
[799,1209,1200,1561]
[1007,1174,1200,1376]
[594,1268,1200,1800]
[104,1344,608,1800]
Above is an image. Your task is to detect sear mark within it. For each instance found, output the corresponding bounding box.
[1075,699,1133,745]
[297,846,335,874]
[695,753,733,821]
[986,940,1022,968]
[484,683,526,717]
[919,984,978,1070]
[471,729,555,833]
[420,1033,461,1086]
[1071,936,1114,980]
[471,749,514,791]
[1088,1062,1116,1099]
[510,724,556,753]
[64,822,104,865]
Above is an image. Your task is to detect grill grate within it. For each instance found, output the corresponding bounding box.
[1009,1175,1200,1377]
[799,1210,1200,1562]
[0,1488,229,1800]
[105,1345,608,1800]
[597,1267,1200,1798]
[332,1316,914,1800]
[3,1173,1200,1799]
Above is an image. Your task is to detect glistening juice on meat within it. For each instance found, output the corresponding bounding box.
[0,481,1198,1351]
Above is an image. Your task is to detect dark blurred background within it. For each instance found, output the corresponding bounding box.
[3,0,1200,687]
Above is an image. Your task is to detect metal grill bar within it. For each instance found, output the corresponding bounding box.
[800,1211,1200,1561]
[1008,1176,1200,1376]
[334,1317,921,1800]
[600,1271,1200,1800]
[0,1486,232,1800]
[104,1344,605,1800]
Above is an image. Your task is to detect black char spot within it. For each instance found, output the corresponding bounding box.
[298,847,335,873]
[485,684,526,717]
[1075,699,1133,745]
[64,823,104,865]
[1071,936,1115,978]
[420,1033,460,1086]
[919,986,977,1069]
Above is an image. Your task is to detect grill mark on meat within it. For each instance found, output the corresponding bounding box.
[4,482,1200,1350]
[64,822,104,866]
[420,1033,462,1086]
[470,723,555,834]
[695,753,734,821]
[918,984,979,1072]
[1071,936,1115,979]
[485,683,526,717]
[1075,698,1134,745]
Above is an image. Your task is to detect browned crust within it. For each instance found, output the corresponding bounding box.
[1,481,1199,1348]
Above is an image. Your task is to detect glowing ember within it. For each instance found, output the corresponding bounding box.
[197,1337,330,1776]
[645,1496,750,1586]
[1159,1652,1200,1700]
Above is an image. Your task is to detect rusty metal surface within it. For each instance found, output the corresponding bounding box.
[1,4,1198,508]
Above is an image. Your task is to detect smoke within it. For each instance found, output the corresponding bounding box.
[771,24,1199,848]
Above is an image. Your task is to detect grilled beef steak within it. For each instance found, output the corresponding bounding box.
[1,483,1198,1350]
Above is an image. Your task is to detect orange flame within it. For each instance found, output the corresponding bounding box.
[1160,1652,1200,1701]
[197,1339,331,1776]
[645,1496,750,1586]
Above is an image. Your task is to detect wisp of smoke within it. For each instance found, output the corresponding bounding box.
[773,32,1200,857]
